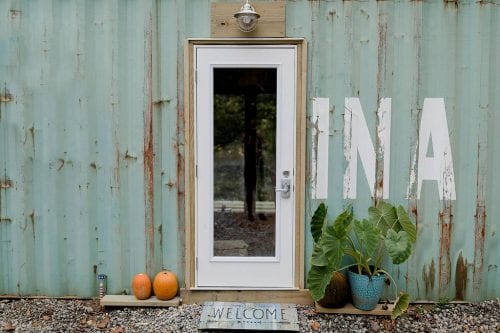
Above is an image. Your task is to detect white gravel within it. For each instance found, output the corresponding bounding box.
[1,298,499,332]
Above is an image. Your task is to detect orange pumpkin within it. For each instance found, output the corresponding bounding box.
[153,270,178,301]
[131,273,152,300]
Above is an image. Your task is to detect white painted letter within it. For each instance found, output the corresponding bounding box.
[311,98,330,199]
[343,98,391,199]
[415,98,456,200]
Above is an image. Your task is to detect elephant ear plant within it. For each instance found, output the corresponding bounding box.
[307,201,417,319]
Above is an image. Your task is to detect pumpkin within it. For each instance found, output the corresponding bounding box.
[131,273,152,300]
[317,271,350,308]
[153,270,178,301]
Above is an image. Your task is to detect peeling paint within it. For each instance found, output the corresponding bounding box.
[143,12,155,277]
[438,206,453,296]
[343,98,391,199]
[0,93,14,103]
[443,0,459,9]
[422,259,436,296]
[415,99,456,201]
[124,150,138,160]
[473,202,486,294]
[57,159,65,171]
[158,224,163,248]
[9,9,22,19]
[311,98,329,199]
[29,211,35,241]
[113,144,120,186]
[375,98,391,201]
[0,179,13,189]
[455,253,467,300]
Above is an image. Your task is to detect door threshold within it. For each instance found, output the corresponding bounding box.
[180,288,313,305]
[190,287,300,291]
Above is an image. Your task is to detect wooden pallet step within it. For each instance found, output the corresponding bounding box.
[100,295,180,307]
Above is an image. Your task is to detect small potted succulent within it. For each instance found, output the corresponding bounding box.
[307,201,417,319]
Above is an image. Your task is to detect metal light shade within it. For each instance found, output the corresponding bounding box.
[234,0,260,32]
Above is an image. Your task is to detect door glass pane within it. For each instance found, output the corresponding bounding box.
[213,68,277,257]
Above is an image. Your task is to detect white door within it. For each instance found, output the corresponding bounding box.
[195,45,296,288]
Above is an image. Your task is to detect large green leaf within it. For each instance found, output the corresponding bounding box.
[307,264,336,301]
[353,219,380,258]
[396,205,417,243]
[368,201,397,235]
[311,243,328,267]
[392,292,410,319]
[385,229,412,264]
[321,224,349,269]
[332,205,353,238]
[311,203,328,243]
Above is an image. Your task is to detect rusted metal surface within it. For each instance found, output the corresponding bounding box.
[473,202,487,296]
[292,0,499,302]
[1,0,499,300]
[438,206,453,298]
[144,9,155,279]
[455,253,468,300]
[422,259,436,298]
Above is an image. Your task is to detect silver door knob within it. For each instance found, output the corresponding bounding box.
[275,179,291,199]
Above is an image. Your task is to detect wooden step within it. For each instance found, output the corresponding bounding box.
[100,295,180,307]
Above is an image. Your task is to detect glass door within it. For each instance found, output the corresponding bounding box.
[195,45,296,288]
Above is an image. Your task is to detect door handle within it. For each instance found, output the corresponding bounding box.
[275,179,291,199]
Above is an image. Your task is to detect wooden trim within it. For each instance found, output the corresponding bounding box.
[295,40,307,289]
[181,289,313,306]
[187,38,305,45]
[185,38,307,297]
[211,2,285,38]
[184,40,195,290]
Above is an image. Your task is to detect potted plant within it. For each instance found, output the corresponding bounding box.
[307,201,417,319]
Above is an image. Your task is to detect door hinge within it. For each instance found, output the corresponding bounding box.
[195,257,198,270]
[195,164,198,178]
[195,69,198,84]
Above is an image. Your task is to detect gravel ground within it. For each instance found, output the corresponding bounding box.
[1,298,499,332]
[214,211,276,256]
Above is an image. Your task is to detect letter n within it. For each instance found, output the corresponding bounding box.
[343,98,391,199]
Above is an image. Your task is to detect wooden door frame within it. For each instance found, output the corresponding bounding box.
[183,38,310,304]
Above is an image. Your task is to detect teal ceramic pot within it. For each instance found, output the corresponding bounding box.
[347,270,386,311]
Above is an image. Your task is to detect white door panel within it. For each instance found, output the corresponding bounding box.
[195,46,296,288]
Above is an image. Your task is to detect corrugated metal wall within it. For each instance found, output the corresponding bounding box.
[292,0,499,302]
[1,0,498,301]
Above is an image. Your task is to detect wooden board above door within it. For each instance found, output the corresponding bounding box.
[211,1,285,38]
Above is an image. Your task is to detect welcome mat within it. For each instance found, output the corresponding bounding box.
[199,302,299,331]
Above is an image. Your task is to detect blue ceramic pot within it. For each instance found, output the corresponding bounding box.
[347,269,386,311]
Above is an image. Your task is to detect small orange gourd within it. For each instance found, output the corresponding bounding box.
[131,273,152,300]
[153,270,178,301]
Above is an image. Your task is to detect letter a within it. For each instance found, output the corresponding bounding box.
[416,98,456,200]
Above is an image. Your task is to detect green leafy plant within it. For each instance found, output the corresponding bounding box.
[307,201,417,319]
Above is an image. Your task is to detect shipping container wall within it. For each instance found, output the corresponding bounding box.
[290,0,500,302]
[0,0,498,301]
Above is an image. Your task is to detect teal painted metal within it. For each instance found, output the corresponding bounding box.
[291,0,499,302]
[0,0,498,301]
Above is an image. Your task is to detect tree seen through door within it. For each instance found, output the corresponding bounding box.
[213,68,277,257]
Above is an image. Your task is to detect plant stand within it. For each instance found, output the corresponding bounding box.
[315,302,394,316]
